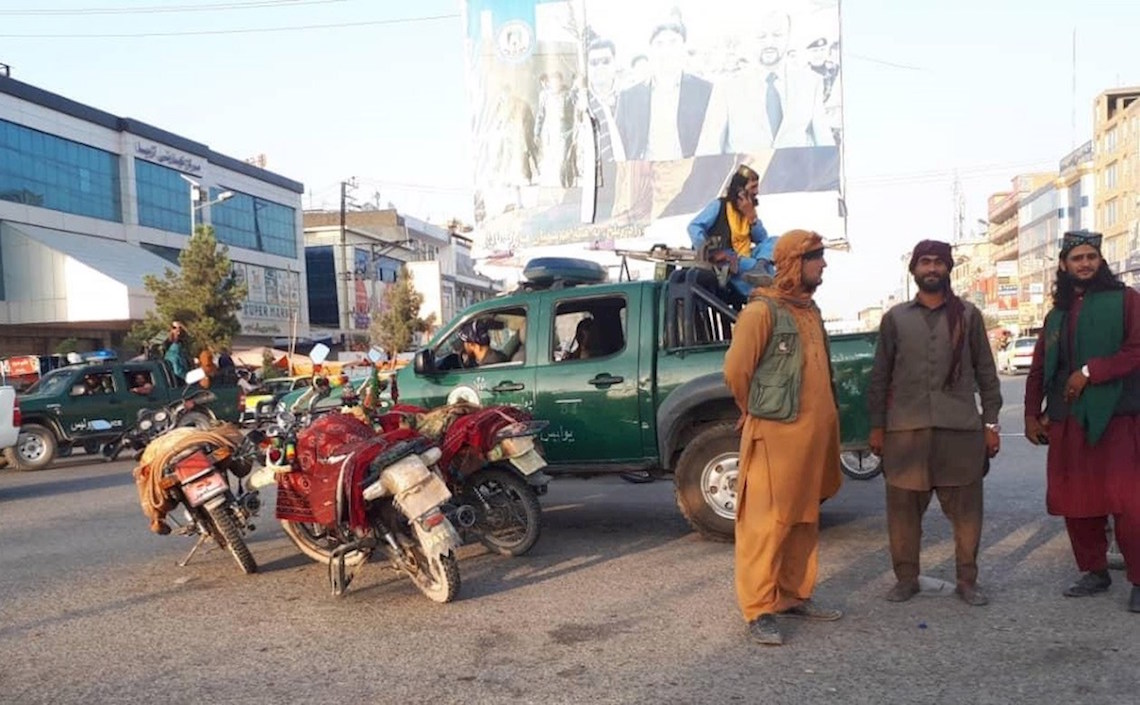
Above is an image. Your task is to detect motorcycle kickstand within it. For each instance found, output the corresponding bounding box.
[178,532,211,567]
[328,540,366,597]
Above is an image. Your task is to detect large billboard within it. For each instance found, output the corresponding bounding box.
[464,0,844,250]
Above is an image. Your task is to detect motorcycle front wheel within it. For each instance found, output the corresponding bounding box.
[464,467,542,557]
[280,520,367,567]
[205,504,257,574]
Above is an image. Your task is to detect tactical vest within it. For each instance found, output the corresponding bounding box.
[746,297,834,423]
[704,198,733,252]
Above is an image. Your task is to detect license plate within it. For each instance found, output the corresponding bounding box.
[183,472,228,507]
[508,448,547,476]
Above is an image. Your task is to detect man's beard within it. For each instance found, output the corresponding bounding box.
[914,273,949,293]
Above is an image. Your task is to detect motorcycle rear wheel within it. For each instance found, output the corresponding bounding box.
[407,547,460,604]
[464,467,542,557]
[280,520,367,567]
[205,504,257,574]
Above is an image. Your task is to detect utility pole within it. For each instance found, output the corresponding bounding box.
[340,177,358,334]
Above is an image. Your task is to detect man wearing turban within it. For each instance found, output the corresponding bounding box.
[868,239,1002,606]
[1024,231,1140,613]
[723,229,843,646]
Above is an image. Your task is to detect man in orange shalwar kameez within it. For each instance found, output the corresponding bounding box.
[724,229,843,646]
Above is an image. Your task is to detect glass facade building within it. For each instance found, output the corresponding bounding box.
[0,118,121,222]
[210,187,297,258]
[135,159,191,233]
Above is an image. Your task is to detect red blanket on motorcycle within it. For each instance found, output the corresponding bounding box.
[279,413,418,529]
[376,403,532,477]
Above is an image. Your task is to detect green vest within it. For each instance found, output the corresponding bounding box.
[746,296,834,422]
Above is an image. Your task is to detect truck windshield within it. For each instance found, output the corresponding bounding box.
[22,368,74,396]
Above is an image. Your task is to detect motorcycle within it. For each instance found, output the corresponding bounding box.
[248,410,462,602]
[130,368,264,574]
[378,402,549,557]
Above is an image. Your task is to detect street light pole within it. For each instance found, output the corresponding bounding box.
[178,173,233,235]
[340,177,358,334]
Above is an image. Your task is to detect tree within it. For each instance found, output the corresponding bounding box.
[55,337,80,355]
[126,226,248,356]
[369,267,434,360]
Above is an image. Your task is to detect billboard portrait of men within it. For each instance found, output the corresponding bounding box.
[699,10,834,153]
[585,36,626,163]
[615,16,712,161]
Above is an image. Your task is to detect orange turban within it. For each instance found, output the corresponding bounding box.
[769,229,824,296]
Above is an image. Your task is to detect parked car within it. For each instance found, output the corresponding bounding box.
[239,375,311,424]
[394,258,879,541]
[8,360,242,470]
[1006,336,1037,374]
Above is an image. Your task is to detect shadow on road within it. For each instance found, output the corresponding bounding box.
[0,467,134,502]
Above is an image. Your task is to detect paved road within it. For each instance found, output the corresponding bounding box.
[1,376,1135,704]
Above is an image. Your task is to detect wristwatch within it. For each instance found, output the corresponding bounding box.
[984,423,1001,432]
[1081,364,1090,378]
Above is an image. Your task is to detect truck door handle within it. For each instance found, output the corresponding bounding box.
[588,374,624,387]
[492,381,525,393]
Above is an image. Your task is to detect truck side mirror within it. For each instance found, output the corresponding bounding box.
[413,349,435,375]
[185,368,207,385]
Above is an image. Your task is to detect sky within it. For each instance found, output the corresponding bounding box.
[3,0,1140,318]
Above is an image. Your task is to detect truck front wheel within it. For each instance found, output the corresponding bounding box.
[674,422,738,542]
[5,423,58,471]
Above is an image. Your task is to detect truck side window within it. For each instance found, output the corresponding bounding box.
[553,296,628,362]
[434,307,528,370]
[77,372,116,395]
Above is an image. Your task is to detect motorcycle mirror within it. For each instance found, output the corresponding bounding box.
[185,368,207,385]
[310,343,330,365]
[88,419,114,431]
[368,347,384,364]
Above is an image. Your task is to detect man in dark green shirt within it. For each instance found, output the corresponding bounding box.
[868,240,1003,607]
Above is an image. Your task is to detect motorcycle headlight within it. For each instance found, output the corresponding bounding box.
[154,411,169,423]
[139,419,153,432]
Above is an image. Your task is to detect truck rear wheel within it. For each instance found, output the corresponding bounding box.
[6,424,57,471]
[674,422,738,542]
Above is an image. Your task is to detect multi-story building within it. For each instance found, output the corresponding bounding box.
[950,237,993,316]
[1093,87,1140,284]
[302,209,498,345]
[1015,143,1096,329]
[986,172,1055,330]
[0,74,308,355]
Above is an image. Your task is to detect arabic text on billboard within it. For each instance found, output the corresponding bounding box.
[465,0,844,249]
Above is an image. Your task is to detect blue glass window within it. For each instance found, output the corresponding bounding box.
[209,188,297,258]
[135,159,192,233]
[0,118,121,221]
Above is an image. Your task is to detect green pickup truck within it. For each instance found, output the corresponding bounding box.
[394,262,878,540]
[7,359,242,470]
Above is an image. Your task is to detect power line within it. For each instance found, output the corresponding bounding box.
[846,52,927,72]
[0,0,343,16]
[0,13,460,38]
